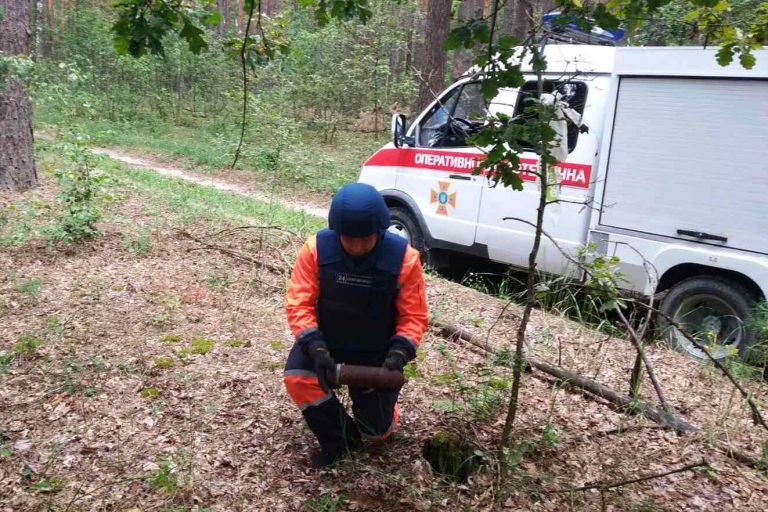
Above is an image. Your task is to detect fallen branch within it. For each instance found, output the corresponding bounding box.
[430,319,697,434]
[548,460,708,493]
[532,357,697,434]
[206,224,299,240]
[178,230,286,274]
[431,318,767,469]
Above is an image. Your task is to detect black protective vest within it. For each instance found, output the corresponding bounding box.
[316,229,408,363]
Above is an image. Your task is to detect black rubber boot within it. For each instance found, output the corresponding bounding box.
[311,423,363,469]
[312,449,344,468]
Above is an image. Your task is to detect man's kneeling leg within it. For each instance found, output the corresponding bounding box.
[284,344,361,467]
[349,387,400,442]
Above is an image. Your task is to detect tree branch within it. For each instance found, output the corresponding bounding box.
[431,318,697,435]
[178,229,285,274]
[548,460,709,493]
[231,0,257,168]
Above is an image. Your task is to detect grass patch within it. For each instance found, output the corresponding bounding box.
[12,276,44,304]
[161,334,182,344]
[2,335,45,370]
[98,155,324,233]
[225,339,244,348]
[31,476,68,493]
[140,386,160,399]
[154,356,175,369]
[190,337,214,355]
[36,118,387,195]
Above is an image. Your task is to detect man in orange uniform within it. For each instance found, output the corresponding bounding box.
[284,183,428,468]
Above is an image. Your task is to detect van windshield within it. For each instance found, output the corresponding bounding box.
[418,82,487,148]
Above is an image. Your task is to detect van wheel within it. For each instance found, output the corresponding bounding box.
[659,276,756,361]
[388,207,426,254]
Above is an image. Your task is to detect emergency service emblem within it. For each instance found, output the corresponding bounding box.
[430,181,457,216]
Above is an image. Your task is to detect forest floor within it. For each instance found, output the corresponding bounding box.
[1,141,767,511]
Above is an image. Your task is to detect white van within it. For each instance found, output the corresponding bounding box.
[358,44,768,360]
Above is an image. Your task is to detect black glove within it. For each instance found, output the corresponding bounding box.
[382,348,409,373]
[303,334,335,393]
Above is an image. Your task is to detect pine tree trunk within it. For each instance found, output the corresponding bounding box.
[414,0,452,112]
[451,0,483,80]
[501,0,532,40]
[216,0,227,35]
[0,0,38,193]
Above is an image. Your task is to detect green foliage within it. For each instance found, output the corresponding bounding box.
[141,386,161,399]
[151,294,181,327]
[577,243,627,312]
[0,335,45,371]
[746,301,768,363]
[118,360,139,375]
[44,314,73,341]
[14,335,45,357]
[154,356,175,369]
[539,422,562,448]
[13,276,43,304]
[300,0,372,26]
[0,53,34,91]
[31,476,67,493]
[222,17,290,69]
[40,135,109,245]
[757,439,768,471]
[121,223,153,256]
[686,1,768,68]
[225,339,244,348]
[112,0,220,57]
[0,430,11,459]
[305,492,348,512]
[162,334,183,344]
[203,264,235,289]
[190,337,214,355]
[430,344,510,421]
[151,456,179,494]
[403,361,421,379]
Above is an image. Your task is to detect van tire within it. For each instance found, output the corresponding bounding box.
[388,207,426,255]
[658,276,757,362]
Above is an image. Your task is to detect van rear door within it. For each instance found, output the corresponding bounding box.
[599,76,768,255]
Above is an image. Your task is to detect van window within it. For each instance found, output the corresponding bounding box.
[418,82,487,148]
[514,81,588,153]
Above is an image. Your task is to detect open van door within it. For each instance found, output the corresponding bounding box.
[475,76,609,274]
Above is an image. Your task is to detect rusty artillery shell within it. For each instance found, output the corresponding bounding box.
[327,364,406,390]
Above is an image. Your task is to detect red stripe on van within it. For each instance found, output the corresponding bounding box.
[364,148,592,188]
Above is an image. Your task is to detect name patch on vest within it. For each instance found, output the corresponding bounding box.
[335,273,373,288]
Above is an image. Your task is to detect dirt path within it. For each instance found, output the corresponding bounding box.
[91,147,330,219]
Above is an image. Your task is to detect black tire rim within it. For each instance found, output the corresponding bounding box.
[671,293,744,360]
[388,221,411,244]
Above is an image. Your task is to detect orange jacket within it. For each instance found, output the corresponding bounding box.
[286,235,428,349]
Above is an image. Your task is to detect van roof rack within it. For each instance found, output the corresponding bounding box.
[540,11,625,47]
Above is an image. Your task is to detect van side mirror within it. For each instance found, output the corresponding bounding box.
[392,114,414,148]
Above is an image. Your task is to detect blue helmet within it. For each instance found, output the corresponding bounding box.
[328,183,390,237]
